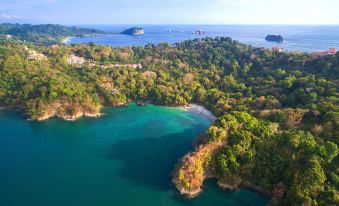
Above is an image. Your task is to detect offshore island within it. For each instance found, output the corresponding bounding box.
[121,27,145,35]
[0,23,338,206]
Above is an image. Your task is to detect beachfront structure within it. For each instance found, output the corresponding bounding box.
[67,55,85,65]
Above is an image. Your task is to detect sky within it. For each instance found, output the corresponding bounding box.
[0,0,338,25]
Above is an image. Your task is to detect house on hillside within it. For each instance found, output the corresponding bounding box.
[67,55,85,65]
[26,48,48,61]
[327,48,337,54]
[311,48,337,57]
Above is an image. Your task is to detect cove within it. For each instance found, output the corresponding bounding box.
[0,104,267,206]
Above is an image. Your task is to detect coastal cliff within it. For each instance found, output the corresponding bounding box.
[26,100,102,121]
[173,133,226,197]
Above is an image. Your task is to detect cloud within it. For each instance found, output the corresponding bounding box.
[1,13,21,19]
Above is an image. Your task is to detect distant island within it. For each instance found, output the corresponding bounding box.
[265,35,284,43]
[192,30,205,35]
[121,27,144,36]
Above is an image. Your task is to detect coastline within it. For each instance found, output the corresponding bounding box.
[0,102,216,122]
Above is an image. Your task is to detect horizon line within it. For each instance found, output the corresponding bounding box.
[1,22,339,26]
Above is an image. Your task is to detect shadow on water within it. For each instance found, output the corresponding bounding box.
[106,126,206,191]
[105,124,268,206]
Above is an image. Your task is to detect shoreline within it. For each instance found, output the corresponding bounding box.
[0,102,217,122]
[185,104,217,122]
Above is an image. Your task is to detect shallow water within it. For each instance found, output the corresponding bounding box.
[0,104,267,206]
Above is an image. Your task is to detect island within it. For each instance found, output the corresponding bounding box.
[265,35,284,42]
[121,27,145,36]
[0,32,338,206]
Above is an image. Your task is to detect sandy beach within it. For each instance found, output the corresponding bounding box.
[186,104,216,122]
[62,37,73,44]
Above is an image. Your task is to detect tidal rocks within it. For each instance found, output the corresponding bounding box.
[192,30,205,35]
[136,100,145,106]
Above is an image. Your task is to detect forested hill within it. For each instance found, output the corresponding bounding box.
[0,23,108,45]
[0,37,338,205]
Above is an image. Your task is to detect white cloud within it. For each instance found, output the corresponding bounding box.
[1,13,21,19]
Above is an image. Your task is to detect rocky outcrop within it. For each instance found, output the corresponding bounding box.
[217,177,242,190]
[241,181,271,197]
[173,134,226,197]
[28,102,102,121]
[136,100,145,106]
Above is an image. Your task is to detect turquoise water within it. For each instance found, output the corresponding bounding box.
[0,104,267,206]
[69,25,339,52]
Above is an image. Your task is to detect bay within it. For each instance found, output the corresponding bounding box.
[0,104,267,206]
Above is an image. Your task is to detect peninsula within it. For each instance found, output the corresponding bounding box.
[0,23,109,45]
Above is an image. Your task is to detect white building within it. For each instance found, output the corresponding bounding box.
[67,55,85,65]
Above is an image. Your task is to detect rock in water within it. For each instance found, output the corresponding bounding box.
[121,27,144,36]
[265,35,284,42]
[136,100,145,106]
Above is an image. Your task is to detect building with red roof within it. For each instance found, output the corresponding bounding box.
[327,48,337,54]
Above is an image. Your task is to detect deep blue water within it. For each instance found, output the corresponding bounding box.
[68,25,339,52]
[0,104,267,206]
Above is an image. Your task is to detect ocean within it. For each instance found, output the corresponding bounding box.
[68,25,339,52]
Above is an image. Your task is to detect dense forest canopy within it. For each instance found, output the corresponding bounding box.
[0,23,108,45]
[0,36,338,205]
